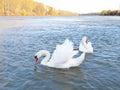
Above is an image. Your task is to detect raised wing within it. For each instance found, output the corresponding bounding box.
[49,39,78,66]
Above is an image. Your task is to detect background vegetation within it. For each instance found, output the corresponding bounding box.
[100,10,120,16]
[0,0,78,16]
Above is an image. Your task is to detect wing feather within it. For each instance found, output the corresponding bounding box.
[49,39,77,65]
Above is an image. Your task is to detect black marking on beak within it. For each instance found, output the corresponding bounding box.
[34,56,38,63]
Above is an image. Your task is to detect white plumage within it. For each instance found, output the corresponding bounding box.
[34,36,93,69]
[79,36,93,53]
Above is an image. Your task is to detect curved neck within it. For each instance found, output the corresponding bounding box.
[37,50,51,65]
[74,52,86,66]
[82,39,87,46]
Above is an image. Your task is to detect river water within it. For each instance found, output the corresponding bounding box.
[0,16,120,90]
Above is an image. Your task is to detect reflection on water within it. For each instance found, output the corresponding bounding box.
[0,16,120,90]
[34,65,84,90]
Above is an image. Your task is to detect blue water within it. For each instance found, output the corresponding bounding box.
[0,16,120,90]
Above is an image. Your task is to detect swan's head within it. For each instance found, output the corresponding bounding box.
[34,55,38,63]
[82,36,88,44]
[34,51,41,63]
[34,50,50,64]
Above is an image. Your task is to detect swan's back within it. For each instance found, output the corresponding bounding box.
[48,39,78,67]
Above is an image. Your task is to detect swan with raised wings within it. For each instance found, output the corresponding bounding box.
[34,37,93,69]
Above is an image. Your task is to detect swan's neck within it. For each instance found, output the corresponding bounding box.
[74,52,86,66]
[37,50,51,66]
[79,52,86,62]
[82,40,87,46]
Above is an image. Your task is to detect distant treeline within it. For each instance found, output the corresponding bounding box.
[0,0,78,16]
[100,10,120,16]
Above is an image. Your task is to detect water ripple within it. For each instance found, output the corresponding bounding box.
[0,16,120,90]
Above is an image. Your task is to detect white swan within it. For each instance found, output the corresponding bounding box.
[79,36,93,53]
[34,37,92,69]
